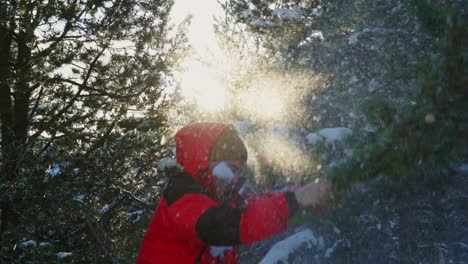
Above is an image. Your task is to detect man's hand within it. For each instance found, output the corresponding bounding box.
[294,178,332,208]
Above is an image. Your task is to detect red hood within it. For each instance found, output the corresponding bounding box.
[175,122,233,195]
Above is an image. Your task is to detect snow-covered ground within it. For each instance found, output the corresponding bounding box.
[259,229,323,264]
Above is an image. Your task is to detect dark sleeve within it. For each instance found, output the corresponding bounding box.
[195,192,300,246]
[285,191,300,215]
[195,205,242,246]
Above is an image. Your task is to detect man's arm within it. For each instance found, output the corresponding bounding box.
[170,179,330,246]
[195,191,299,245]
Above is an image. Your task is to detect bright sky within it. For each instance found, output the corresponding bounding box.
[171,0,224,54]
[171,0,227,111]
[169,0,289,120]
[170,1,313,177]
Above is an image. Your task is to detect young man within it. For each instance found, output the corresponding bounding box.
[135,122,331,264]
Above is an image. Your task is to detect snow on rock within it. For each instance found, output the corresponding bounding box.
[306,127,352,145]
[57,252,73,259]
[212,162,235,181]
[157,157,180,171]
[259,229,321,264]
[20,240,37,247]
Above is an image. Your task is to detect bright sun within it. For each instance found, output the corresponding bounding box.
[170,1,307,120]
[237,87,285,121]
[179,60,226,111]
[171,0,227,112]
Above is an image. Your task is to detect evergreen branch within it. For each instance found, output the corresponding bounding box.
[61,78,152,100]
[27,84,44,122]
[28,42,110,145]
[121,190,154,211]
[84,110,123,156]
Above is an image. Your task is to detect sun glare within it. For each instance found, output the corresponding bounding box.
[171,1,319,120]
[171,0,227,113]
[248,133,316,183]
[238,88,285,121]
[179,60,226,111]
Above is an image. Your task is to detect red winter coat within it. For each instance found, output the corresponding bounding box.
[135,123,299,264]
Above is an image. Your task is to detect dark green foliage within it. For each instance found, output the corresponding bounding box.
[221,0,467,194]
[326,4,468,191]
[0,0,187,262]
[221,0,320,56]
[361,99,396,130]
[405,0,446,36]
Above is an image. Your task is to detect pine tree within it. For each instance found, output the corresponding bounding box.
[221,0,320,57]
[326,2,468,191]
[0,0,187,262]
[220,0,467,193]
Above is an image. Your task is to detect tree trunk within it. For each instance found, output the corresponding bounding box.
[0,1,31,238]
[0,11,14,172]
[0,13,15,238]
[14,33,32,156]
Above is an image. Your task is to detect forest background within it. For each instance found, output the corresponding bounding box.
[0,0,466,263]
